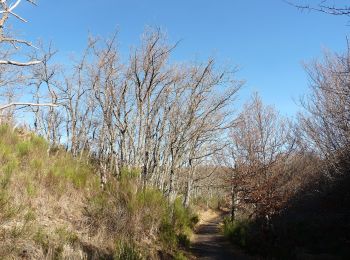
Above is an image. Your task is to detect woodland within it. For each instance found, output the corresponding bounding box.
[0,0,349,259]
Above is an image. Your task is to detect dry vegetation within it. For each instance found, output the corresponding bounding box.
[0,0,349,259]
[221,49,350,259]
[0,125,200,259]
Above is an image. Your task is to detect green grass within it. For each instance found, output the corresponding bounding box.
[0,125,101,258]
[0,125,197,258]
[0,125,98,192]
[114,240,143,260]
[174,251,187,260]
[16,141,31,157]
[55,226,79,245]
[158,197,198,251]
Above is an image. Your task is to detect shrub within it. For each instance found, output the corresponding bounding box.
[159,222,177,250]
[86,176,171,246]
[173,198,190,231]
[0,161,19,223]
[223,218,251,248]
[189,214,199,228]
[158,197,198,251]
[137,188,165,208]
[0,190,19,223]
[85,179,137,240]
[50,155,95,189]
[177,233,190,249]
[30,135,48,150]
[173,197,198,232]
[136,188,168,235]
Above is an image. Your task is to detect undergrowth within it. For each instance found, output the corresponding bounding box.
[0,125,197,259]
[223,217,251,248]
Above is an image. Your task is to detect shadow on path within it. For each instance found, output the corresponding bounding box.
[190,211,253,260]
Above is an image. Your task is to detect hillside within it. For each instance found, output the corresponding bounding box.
[0,125,196,259]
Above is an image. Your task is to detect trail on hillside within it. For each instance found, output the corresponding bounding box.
[190,210,253,260]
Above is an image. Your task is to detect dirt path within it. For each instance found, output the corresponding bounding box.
[190,210,252,260]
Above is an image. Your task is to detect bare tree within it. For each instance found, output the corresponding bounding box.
[127,29,176,189]
[58,42,97,157]
[299,48,350,177]
[228,93,294,221]
[29,43,62,146]
[287,0,350,17]
[0,0,57,119]
[4,22,244,202]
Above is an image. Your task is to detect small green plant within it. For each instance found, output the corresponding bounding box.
[30,159,43,171]
[26,181,37,196]
[16,141,31,157]
[0,143,13,163]
[24,209,36,222]
[119,167,141,181]
[33,228,50,252]
[0,192,19,222]
[114,240,143,260]
[177,233,190,248]
[173,197,198,232]
[159,221,178,249]
[136,188,167,229]
[49,155,94,189]
[158,198,197,251]
[30,135,48,149]
[173,197,190,231]
[223,217,251,248]
[174,251,187,260]
[55,227,79,245]
[2,160,18,181]
[0,124,9,136]
[189,214,199,228]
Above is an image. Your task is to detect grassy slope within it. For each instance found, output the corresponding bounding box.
[0,124,103,258]
[0,125,197,259]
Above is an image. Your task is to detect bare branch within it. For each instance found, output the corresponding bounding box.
[0,102,58,110]
[1,37,37,48]
[286,0,350,17]
[0,60,41,66]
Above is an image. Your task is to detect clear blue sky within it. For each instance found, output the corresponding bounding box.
[14,0,349,116]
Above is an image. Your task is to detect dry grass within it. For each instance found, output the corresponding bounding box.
[0,125,109,259]
[195,209,220,225]
[0,125,194,259]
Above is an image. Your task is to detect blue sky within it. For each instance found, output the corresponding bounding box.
[13,0,349,116]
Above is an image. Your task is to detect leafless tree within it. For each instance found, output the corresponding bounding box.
[58,42,97,157]
[0,0,57,122]
[299,48,350,177]
[287,0,350,17]
[0,15,244,203]
[29,43,62,146]
[127,29,176,189]
[228,93,295,221]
